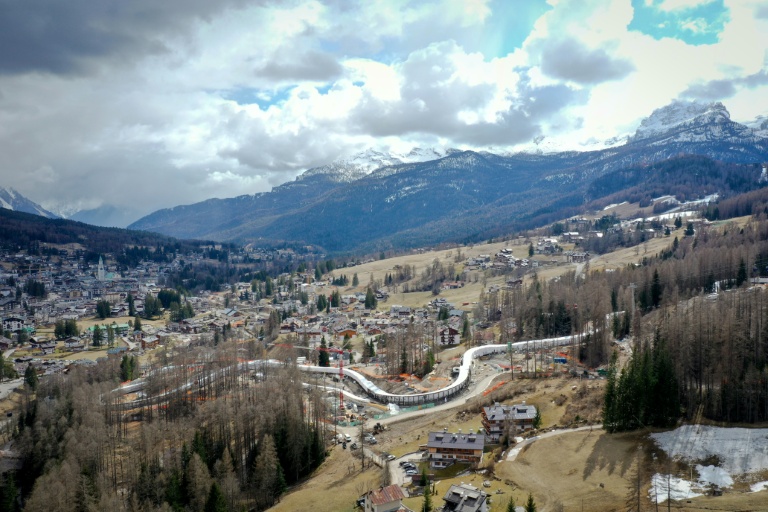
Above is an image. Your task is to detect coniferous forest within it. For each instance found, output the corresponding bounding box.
[479,215,768,428]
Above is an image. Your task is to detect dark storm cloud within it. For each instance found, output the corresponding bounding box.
[681,70,768,100]
[538,38,634,84]
[0,0,251,75]
[257,50,343,81]
[681,79,737,100]
[742,70,768,88]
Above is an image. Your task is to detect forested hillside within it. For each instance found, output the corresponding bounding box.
[6,345,327,512]
[0,208,208,257]
[479,214,768,425]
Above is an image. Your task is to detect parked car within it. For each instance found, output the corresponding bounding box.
[386,454,396,461]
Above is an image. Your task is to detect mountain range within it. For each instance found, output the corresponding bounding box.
[125,101,768,253]
[3,101,767,254]
[0,187,59,219]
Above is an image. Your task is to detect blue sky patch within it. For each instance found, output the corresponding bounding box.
[484,0,552,57]
[629,0,729,45]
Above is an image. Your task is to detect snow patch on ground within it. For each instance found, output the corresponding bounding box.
[651,425,768,475]
[750,481,768,493]
[696,464,733,487]
[649,426,768,502]
[649,474,702,503]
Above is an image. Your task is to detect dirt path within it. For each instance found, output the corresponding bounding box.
[506,425,600,461]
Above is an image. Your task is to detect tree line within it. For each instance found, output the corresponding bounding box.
[5,340,329,511]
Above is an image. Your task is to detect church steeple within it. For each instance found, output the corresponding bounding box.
[97,256,105,281]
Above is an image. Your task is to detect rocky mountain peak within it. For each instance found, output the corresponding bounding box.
[630,100,732,142]
[0,187,59,219]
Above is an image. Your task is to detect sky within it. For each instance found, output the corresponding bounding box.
[0,0,767,223]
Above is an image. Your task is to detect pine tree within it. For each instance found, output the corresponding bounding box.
[365,287,377,309]
[127,293,135,317]
[524,493,536,512]
[506,495,516,512]
[603,351,618,432]
[204,482,228,512]
[92,324,103,347]
[737,257,748,287]
[24,363,38,391]
[318,337,330,367]
[421,483,433,512]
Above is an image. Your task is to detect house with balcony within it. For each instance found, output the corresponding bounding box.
[426,430,484,469]
[481,402,537,443]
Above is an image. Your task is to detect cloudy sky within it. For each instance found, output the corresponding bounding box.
[1,0,767,223]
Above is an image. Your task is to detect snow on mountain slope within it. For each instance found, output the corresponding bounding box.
[0,187,59,218]
[744,114,768,138]
[298,147,456,182]
[628,100,766,145]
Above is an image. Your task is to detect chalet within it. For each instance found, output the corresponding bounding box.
[426,430,484,468]
[437,326,460,346]
[141,335,159,350]
[64,337,84,349]
[2,315,27,333]
[565,251,590,263]
[362,484,410,512]
[0,298,20,312]
[389,305,411,318]
[36,343,56,355]
[481,402,538,442]
[335,327,357,339]
[441,483,488,512]
[0,335,12,351]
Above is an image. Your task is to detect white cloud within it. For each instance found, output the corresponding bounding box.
[0,0,766,224]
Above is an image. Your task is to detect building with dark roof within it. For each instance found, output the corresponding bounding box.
[426,430,484,469]
[481,402,537,443]
[441,483,488,512]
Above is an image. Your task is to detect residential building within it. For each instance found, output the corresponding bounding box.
[426,430,484,468]
[363,484,410,512]
[481,402,537,443]
[441,483,488,512]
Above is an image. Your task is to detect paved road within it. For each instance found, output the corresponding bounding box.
[0,378,23,401]
[505,425,600,461]
[375,364,502,426]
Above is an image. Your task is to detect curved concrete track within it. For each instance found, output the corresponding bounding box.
[114,335,576,408]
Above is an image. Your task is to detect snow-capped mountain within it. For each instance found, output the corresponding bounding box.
[0,187,59,219]
[298,147,457,182]
[744,114,768,138]
[628,100,764,145]
[129,99,768,252]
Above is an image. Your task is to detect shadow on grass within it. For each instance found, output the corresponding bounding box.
[582,432,637,480]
